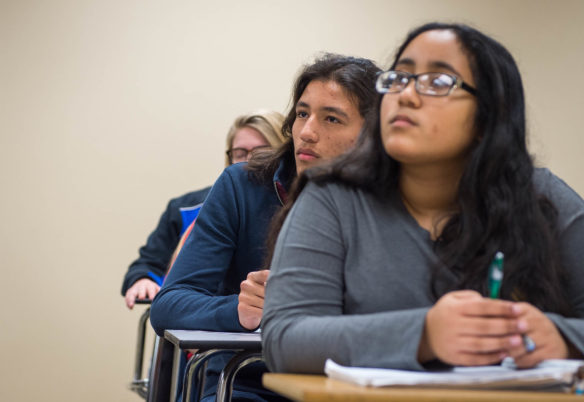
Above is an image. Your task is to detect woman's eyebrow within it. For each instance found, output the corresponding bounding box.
[395,58,464,78]
[427,60,464,77]
[395,58,415,68]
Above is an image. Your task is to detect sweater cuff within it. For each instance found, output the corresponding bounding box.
[400,307,431,371]
[546,312,584,357]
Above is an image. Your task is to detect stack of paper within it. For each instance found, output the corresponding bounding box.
[325,359,584,391]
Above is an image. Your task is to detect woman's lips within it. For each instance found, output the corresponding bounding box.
[390,114,417,127]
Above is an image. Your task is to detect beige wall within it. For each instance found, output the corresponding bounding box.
[1,0,583,400]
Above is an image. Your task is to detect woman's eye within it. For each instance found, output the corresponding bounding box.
[325,116,340,124]
[296,111,308,118]
[431,76,452,89]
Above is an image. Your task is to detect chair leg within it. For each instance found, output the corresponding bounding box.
[169,343,183,402]
[147,336,175,402]
[196,357,207,402]
[130,307,151,399]
[215,351,263,402]
[182,349,227,402]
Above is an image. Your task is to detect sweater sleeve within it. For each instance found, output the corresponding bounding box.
[149,170,246,336]
[121,198,182,295]
[541,172,584,355]
[262,183,428,374]
[120,187,211,295]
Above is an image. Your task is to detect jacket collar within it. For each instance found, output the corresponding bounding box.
[273,157,296,206]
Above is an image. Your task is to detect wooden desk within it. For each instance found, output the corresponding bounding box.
[263,373,582,401]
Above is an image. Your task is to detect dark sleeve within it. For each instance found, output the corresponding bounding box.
[149,170,246,336]
[262,183,428,374]
[120,187,210,295]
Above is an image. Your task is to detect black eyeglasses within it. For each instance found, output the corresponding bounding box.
[376,70,477,97]
[226,145,271,163]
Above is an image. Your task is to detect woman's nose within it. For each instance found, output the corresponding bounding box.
[398,79,422,107]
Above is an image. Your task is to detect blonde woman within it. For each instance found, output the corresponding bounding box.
[122,110,285,308]
[224,110,285,165]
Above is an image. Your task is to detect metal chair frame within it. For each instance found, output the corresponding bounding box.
[127,307,265,402]
[129,306,152,399]
[216,351,264,402]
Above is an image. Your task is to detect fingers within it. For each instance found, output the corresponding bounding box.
[459,300,568,368]
[239,283,264,309]
[507,333,544,369]
[237,271,269,330]
[240,271,269,304]
[458,298,516,318]
[125,291,136,309]
[137,284,147,301]
[124,278,160,309]
[424,292,536,366]
[247,270,270,285]
[435,291,517,320]
[430,333,514,366]
[146,283,161,300]
[427,292,573,368]
[137,280,160,300]
[456,333,523,354]
[507,309,570,368]
[458,316,521,337]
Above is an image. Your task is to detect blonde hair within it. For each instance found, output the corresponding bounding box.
[224,110,285,166]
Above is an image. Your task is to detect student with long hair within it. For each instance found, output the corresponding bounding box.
[150,53,380,401]
[262,23,584,374]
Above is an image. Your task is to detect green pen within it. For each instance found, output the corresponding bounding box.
[486,251,536,353]
[487,251,504,299]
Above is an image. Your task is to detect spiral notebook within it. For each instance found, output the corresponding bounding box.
[325,359,584,391]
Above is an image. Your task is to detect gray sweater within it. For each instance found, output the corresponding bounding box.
[262,168,584,373]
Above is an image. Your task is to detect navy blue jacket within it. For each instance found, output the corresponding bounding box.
[150,160,293,334]
[150,160,294,402]
[121,186,211,295]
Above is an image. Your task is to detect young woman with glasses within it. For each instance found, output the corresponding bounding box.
[224,111,285,165]
[262,23,584,374]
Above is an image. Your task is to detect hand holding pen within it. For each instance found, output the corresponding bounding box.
[420,251,571,367]
[420,288,523,366]
[487,251,572,368]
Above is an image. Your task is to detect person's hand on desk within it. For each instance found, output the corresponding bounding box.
[418,290,522,366]
[238,269,269,330]
[505,302,570,368]
[124,278,161,309]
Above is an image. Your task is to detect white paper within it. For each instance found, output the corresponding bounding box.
[325,359,584,390]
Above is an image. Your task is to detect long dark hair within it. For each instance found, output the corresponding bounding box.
[246,53,381,184]
[266,23,571,315]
